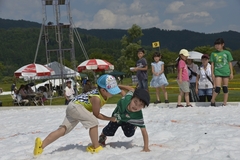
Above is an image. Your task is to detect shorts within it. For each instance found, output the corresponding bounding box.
[60,102,98,135]
[215,76,230,78]
[138,79,148,90]
[177,80,190,93]
[102,121,136,137]
[198,88,213,96]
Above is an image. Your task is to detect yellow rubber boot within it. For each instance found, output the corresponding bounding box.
[86,145,103,153]
[33,137,43,156]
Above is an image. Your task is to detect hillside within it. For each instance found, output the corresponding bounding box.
[0,18,240,79]
[1,18,240,51]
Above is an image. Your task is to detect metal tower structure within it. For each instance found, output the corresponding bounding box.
[34,0,89,93]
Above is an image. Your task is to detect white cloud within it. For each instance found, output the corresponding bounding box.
[165,1,184,13]
[176,11,214,25]
[201,0,226,9]
[156,19,182,30]
[75,9,117,29]
[0,0,239,33]
[130,0,143,12]
[115,13,159,29]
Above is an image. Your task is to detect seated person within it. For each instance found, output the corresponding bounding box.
[25,84,34,94]
[37,86,48,103]
[14,88,29,106]
[19,85,28,99]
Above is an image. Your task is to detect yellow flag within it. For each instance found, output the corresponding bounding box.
[152,41,160,48]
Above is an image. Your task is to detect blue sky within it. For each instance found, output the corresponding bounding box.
[0,0,240,33]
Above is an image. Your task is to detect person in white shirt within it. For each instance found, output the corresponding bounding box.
[64,79,75,105]
[196,54,213,102]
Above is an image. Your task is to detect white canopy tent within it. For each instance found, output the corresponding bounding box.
[45,61,80,79]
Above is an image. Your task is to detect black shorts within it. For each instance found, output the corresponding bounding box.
[102,121,136,137]
[215,76,230,78]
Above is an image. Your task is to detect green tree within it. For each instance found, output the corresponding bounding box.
[119,24,144,73]
[193,45,215,55]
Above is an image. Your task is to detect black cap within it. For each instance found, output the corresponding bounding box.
[133,88,150,106]
[201,54,209,59]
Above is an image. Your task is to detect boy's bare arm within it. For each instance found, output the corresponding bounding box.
[90,96,116,122]
[118,85,134,92]
[140,128,150,152]
[118,85,135,96]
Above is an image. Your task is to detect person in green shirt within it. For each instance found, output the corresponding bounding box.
[210,38,234,106]
[99,86,151,152]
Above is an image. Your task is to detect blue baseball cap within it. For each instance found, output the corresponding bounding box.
[97,74,121,95]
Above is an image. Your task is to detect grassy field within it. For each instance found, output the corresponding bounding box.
[1,73,240,107]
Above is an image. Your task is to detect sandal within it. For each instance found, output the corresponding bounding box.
[165,100,169,103]
[176,104,184,108]
[154,100,161,104]
[185,104,193,107]
[210,102,216,107]
[86,145,103,153]
[33,137,43,156]
[99,134,107,146]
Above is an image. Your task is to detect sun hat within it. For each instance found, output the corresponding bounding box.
[201,54,209,59]
[179,49,189,57]
[97,74,121,95]
[133,88,150,106]
[66,79,72,83]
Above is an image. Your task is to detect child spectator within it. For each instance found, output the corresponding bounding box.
[64,79,75,105]
[150,52,169,103]
[33,74,121,155]
[210,38,233,106]
[132,48,148,90]
[196,54,213,102]
[98,86,150,152]
[176,49,192,107]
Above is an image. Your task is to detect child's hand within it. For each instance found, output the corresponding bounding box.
[230,73,233,80]
[178,79,182,84]
[141,147,150,152]
[110,117,117,122]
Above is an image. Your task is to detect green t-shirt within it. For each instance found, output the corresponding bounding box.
[112,91,145,128]
[210,50,233,76]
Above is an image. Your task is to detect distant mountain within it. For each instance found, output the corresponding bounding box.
[78,28,240,51]
[1,18,240,51]
[0,18,41,29]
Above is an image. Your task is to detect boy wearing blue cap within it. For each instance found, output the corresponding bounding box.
[99,86,151,152]
[34,74,121,155]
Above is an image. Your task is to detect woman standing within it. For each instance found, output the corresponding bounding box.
[196,54,213,102]
[210,38,233,106]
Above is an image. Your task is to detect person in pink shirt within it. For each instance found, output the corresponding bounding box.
[176,49,192,107]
